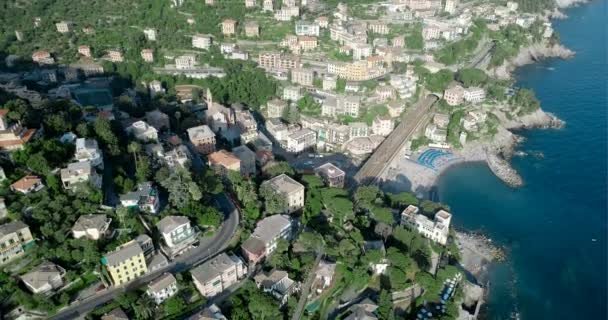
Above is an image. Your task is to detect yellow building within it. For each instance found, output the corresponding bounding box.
[102,240,147,286]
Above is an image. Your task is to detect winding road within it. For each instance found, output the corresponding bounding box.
[50,193,240,320]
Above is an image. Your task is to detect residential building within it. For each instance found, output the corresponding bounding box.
[188,304,227,320]
[344,136,384,156]
[392,35,405,47]
[295,21,320,36]
[425,124,447,143]
[0,110,36,152]
[141,49,154,62]
[368,21,389,34]
[0,198,7,220]
[241,214,294,263]
[162,145,191,168]
[349,122,370,138]
[372,115,395,136]
[258,52,301,71]
[291,68,314,86]
[245,0,256,8]
[322,95,361,118]
[254,269,298,304]
[10,175,43,194]
[222,19,237,36]
[314,163,345,188]
[127,120,158,142]
[191,253,246,297]
[261,174,305,213]
[208,150,241,177]
[175,54,196,70]
[235,108,257,132]
[157,215,198,253]
[0,221,33,265]
[401,205,452,245]
[344,299,379,320]
[232,145,256,176]
[60,161,102,190]
[147,273,178,305]
[443,84,465,106]
[136,234,155,258]
[283,86,302,101]
[188,125,216,154]
[20,261,66,294]
[297,36,318,51]
[345,82,359,93]
[102,241,148,286]
[75,138,103,168]
[72,214,112,240]
[444,0,458,13]
[263,0,274,11]
[274,6,300,21]
[55,21,71,33]
[120,182,160,214]
[245,21,260,37]
[433,113,450,128]
[375,84,397,102]
[311,260,336,294]
[78,45,92,58]
[149,80,165,96]
[323,74,337,91]
[286,128,316,153]
[463,87,486,103]
[193,34,213,49]
[266,99,288,118]
[315,16,329,28]
[353,44,372,60]
[32,50,54,64]
[107,49,124,62]
[143,28,157,41]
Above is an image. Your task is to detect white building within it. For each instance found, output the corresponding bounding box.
[147,273,178,305]
[75,138,103,168]
[157,216,198,249]
[286,128,316,153]
[120,182,160,214]
[127,121,158,142]
[60,161,102,190]
[283,86,302,101]
[20,262,66,294]
[463,87,486,103]
[175,55,196,70]
[149,80,165,96]
[191,253,247,297]
[295,21,320,36]
[274,6,300,21]
[193,34,213,49]
[72,214,112,240]
[143,28,157,41]
[241,214,294,263]
[371,115,394,136]
[401,205,452,245]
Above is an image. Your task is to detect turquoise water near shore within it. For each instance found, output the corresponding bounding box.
[436,1,607,319]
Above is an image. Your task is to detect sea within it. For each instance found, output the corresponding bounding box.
[436,1,608,319]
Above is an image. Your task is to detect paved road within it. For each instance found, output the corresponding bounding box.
[291,252,323,320]
[353,95,438,185]
[467,40,496,69]
[50,193,240,320]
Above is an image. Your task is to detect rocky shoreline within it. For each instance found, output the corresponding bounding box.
[491,43,575,80]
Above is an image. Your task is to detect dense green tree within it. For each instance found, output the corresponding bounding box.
[456,68,488,87]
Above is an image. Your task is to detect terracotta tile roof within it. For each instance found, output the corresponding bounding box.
[11,175,41,191]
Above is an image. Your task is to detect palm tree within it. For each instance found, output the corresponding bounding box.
[127,142,141,172]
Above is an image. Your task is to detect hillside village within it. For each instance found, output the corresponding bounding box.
[0,0,560,319]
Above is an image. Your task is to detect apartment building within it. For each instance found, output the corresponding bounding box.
[107,49,124,63]
[463,87,486,103]
[208,150,241,177]
[191,253,246,297]
[261,174,305,213]
[55,21,71,33]
[295,21,320,36]
[314,163,345,188]
[143,28,157,41]
[291,68,314,86]
[371,115,395,136]
[286,128,316,153]
[368,21,389,34]
[266,99,288,118]
[78,45,92,58]
[297,36,318,51]
[401,205,452,245]
[349,122,370,138]
[120,182,160,214]
[322,95,361,118]
[175,55,196,70]
[283,86,302,101]
[127,120,158,142]
[274,6,300,21]
[258,52,301,71]
[60,161,102,190]
[187,125,216,154]
[443,84,465,106]
[157,216,198,256]
[192,34,213,49]
[0,221,33,265]
[102,241,148,286]
[222,19,237,36]
[241,214,294,263]
[72,214,112,240]
[32,50,54,65]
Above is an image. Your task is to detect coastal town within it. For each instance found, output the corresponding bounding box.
[0,0,573,319]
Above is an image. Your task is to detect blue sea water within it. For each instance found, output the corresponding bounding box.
[436,1,607,319]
